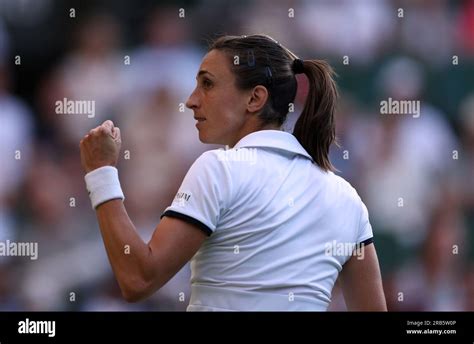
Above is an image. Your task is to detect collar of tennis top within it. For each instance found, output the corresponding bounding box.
[232,130,313,161]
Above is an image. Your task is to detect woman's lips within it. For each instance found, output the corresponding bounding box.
[194,117,206,128]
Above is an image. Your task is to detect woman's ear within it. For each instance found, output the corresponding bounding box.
[247,85,269,114]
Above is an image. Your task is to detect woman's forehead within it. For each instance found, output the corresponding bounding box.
[198,50,232,79]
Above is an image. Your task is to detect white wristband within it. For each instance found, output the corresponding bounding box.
[84,166,125,209]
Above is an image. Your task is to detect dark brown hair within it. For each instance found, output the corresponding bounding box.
[210,34,338,172]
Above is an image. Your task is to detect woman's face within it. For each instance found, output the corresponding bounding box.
[186,49,251,146]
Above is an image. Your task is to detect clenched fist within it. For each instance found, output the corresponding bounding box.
[80,120,122,173]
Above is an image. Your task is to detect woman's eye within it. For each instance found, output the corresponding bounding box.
[202,79,213,89]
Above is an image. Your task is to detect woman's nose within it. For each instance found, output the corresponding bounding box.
[186,89,199,109]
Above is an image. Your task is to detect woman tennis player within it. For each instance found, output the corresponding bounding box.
[79,34,387,311]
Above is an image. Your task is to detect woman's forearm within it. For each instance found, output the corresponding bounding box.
[95,199,154,301]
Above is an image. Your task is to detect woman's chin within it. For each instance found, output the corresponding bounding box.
[198,131,224,145]
[198,131,211,144]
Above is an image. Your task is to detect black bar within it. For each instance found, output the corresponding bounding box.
[0,312,472,343]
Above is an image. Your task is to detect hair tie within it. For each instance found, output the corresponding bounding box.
[292,59,304,74]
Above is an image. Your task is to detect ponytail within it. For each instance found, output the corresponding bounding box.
[292,60,338,172]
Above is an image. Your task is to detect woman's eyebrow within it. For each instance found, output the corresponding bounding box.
[196,70,215,79]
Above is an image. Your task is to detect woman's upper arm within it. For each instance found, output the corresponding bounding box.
[339,243,387,311]
[140,216,208,298]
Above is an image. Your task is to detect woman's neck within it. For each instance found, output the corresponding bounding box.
[228,120,280,147]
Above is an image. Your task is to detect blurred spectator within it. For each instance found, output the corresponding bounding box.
[392,189,467,311]
[296,0,395,63]
[53,13,126,143]
[124,6,203,102]
[242,0,304,53]
[399,0,454,65]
